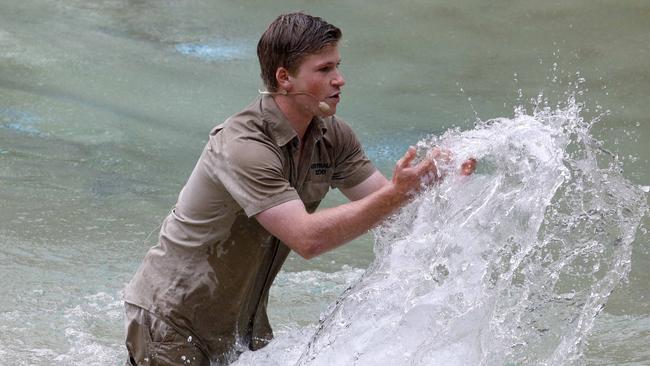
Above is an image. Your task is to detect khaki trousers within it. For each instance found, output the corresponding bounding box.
[124,303,210,366]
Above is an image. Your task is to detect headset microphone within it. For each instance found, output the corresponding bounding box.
[317,101,332,114]
[258,90,332,114]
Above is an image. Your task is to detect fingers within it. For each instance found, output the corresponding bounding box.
[427,147,452,163]
[460,158,477,176]
[395,147,438,182]
[396,146,417,169]
[416,158,438,186]
[394,147,476,189]
[416,158,437,177]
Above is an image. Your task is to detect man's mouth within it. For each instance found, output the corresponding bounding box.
[326,92,341,102]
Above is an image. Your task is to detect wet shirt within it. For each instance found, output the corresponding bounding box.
[123,95,376,359]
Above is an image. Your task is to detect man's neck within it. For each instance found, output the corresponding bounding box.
[273,96,313,140]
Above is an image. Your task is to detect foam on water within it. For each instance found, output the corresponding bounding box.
[53,292,125,365]
[175,41,251,62]
[0,290,124,366]
[0,109,46,136]
[0,269,365,365]
[233,98,647,366]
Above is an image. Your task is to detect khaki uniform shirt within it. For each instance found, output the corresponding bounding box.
[124,95,376,359]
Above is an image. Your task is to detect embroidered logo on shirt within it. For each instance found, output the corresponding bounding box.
[310,162,331,176]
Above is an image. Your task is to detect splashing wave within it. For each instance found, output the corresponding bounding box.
[234,98,648,366]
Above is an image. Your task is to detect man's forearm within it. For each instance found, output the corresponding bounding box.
[256,147,436,259]
[299,183,408,258]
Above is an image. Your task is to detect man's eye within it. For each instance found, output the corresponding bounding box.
[317,62,341,73]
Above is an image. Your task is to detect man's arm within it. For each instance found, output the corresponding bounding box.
[339,170,389,201]
[255,147,434,259]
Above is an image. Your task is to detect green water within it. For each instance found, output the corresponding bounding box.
[0,0,648,364]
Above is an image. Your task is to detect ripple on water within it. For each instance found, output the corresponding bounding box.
[175,40,252,62]
[0,108,46,137]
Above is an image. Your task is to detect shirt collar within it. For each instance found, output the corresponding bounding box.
[261,94,328,147]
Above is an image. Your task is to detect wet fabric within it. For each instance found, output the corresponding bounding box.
[124,302,210,366]
[123,94,376,361]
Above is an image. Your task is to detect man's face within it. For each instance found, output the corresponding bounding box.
[289,44,345,117]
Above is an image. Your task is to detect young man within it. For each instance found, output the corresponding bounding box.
[123,12,437,365]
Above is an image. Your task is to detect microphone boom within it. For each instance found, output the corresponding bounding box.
[259,89,332,114]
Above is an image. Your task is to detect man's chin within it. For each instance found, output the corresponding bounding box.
[318,109,336,118]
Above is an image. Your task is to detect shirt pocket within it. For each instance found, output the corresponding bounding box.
[300,170,333,204]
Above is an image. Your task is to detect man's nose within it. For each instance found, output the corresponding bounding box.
[332,70,345,87]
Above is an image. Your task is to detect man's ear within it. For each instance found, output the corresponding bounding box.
[275,67,292,92]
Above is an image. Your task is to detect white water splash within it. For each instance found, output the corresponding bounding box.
[234,99,647,366]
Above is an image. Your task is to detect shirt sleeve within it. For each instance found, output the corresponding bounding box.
[207,127,300,218]
[329,117,377,189]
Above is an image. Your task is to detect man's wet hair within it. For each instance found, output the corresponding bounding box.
[257,12,342,92]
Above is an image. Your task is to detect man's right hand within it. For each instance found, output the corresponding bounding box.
[391,146,438,197]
